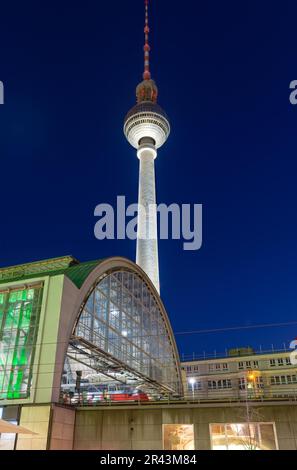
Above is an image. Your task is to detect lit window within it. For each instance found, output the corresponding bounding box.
[0,406,19,450]
[163,424,195,450]
[0,286,43,400]
[188,381,201,392]
[210,423,278,450]
[256,377,264,389]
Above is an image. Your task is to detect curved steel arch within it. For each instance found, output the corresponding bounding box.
[56,258,183,402]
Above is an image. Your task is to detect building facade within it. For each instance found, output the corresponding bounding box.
[0,255,182,450]
[181,349,297,402]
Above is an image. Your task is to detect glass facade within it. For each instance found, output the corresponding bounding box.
[63,270,181,399]
[163,424,195,450]
[210,423,278,450]
[0,406,19,450]
[0,286,43,399]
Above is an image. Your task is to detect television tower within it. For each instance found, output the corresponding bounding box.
[124,0,170,293]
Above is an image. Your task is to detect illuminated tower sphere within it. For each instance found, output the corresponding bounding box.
[124,0,170,293]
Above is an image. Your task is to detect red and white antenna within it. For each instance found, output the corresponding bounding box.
[143,0,151,80]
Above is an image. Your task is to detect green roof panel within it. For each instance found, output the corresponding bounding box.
[0,256,105,289]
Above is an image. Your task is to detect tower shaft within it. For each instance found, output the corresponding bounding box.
[136,146,160,293]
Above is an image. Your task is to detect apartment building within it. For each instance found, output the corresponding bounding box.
[181,348,297,401]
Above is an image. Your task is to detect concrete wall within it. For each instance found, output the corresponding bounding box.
[73,403,297,450]
[49,406,75,450]
[16,405,51,450]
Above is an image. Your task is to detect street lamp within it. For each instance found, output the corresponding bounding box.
[246,372,256,400]
[188,377,196,400]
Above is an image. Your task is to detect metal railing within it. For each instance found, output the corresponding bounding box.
[60,387,297,408]
[181,345,292,362]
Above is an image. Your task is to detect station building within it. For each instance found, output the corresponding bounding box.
[0,255,182,449]
[0,256,296,451]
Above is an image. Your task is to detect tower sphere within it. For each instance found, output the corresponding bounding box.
[124,100,170,151]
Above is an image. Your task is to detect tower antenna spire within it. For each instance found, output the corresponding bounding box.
[143,0,151,80]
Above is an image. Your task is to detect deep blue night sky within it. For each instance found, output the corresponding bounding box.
[0,0,296,357]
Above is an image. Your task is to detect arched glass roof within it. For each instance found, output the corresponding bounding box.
[61,268,182,403]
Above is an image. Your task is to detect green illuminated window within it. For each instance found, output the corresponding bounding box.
[0,285,43,400]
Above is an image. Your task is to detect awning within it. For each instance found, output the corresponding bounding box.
[0,419,37,435]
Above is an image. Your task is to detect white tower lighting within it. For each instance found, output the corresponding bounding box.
[124,0,170,293]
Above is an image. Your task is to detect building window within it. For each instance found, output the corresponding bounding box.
[278,359,284,366]
[246,361,252,369]
[239,376,263,390]
[211,362,229,371]
[285,357,291,366]
[269,359,276,367]
[0,286,43,400]
[208,380,217,390]
[0,406,19,450]
[187,381,201,392]
[223,379,232,389]
[253,361,259,369]
[193,365,199,371]
[239,378,246,390]
[210,423,278,450]
[270,375,297,385]
[208,379,231,390]
[255,376,264,389]
[186,366,192,372]
[238,362,244,370]
[163,424,195,450]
